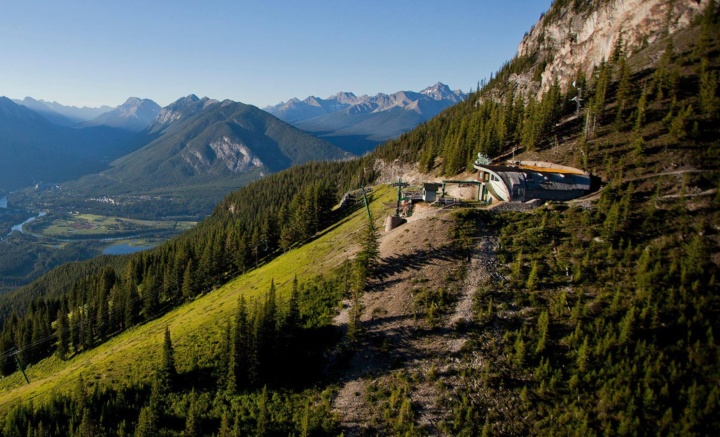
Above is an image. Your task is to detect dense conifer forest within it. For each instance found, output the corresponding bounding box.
[0,1,718,435]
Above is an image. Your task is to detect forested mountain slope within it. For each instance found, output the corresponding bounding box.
[0,0,717,435]
[57,97,352,217]
[0,98,136,190]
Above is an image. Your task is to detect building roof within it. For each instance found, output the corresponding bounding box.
[474,161,591,200]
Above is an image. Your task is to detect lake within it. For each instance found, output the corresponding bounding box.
[103,243,155,255]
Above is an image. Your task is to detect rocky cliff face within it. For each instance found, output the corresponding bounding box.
[514,0,708,96]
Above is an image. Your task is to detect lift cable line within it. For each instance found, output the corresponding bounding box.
[0,186,377,376]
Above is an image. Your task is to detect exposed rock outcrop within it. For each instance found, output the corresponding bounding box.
[512,0,708,97]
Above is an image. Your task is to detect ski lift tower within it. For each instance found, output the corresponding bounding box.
[570,81,583,114]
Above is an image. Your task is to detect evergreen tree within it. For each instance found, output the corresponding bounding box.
[158,326,176,392]
[55,306,69,360]
[279,222,297,253]
[76,408,99,437]
[527,260,540,291]
[256,386,269,437]
[261,214,279,256]
[356,214,380,277]
[287,274,300,333]
[134,404,158,437]
[234,296,252,389]
[181,260,196,300]
[141,268,160,319]
[124,274,140,330]
[185,390,200,437]
[699,58,718,115]
[219,411,232,437]
[255,281,278,382]
[535,311,550,354]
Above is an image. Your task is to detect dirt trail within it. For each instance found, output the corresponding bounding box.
[449,228,498,330]
[331,205,499,436]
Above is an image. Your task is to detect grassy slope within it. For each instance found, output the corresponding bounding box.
[0,186,393,411]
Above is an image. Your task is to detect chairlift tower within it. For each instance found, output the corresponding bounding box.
[571,81,583,113]
[12,349,30,384]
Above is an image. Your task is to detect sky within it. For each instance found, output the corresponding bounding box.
[1,1,553,109]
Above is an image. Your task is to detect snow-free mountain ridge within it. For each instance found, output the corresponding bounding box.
[0,97,136,189]
[80,97,161,132]
[264,82,466,154]
[12,97,113,126]
[63,94,352,214]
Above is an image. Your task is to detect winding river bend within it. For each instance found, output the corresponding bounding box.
[1,197,162,255]
[6,212,47,237]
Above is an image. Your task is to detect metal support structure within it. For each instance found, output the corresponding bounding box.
[13,350,30,385]
[360,186,374,231]
[396,178,403,217]
[440,180,483,198]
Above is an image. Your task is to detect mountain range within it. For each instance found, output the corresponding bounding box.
[264,82,466,154]
[1,93,349,212]
[0,97,136,190]
[0,0,717,434]
[59,94,351,214]
[12,97,113,126]
[79,97,161,132]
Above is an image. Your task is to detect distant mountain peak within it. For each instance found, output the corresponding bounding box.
[329,91,360,105]
[123,96,144,106]
[264,83,467,154]
[81,97,161,132]
[421,82,458,100]
[156,95,218,126]
[11,97,113,126]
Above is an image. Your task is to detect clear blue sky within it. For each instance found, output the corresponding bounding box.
[1,1,552,108]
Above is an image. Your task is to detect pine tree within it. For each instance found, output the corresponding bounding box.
[634,86,647,132]
[134,404,158,437]
[261,214,278,256]
[287,274,300,332]
[699,58,718,115]
[141,268,160,319]
[76,408,99,437]
[535,311,549,354]
[185,390,200,437]
[356,214,380,277]
[159,327,177,391]
[527,261,540,291]
[255,281,278,382]
[124,274,140,330]
[55,306,69,360]
[256,386,269,437]
[234,296,252,389]
[181,260,196,300]
[219,411,232,437]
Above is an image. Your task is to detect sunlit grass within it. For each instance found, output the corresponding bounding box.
[0,185,393,410]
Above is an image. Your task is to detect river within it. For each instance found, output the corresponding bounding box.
[0,196,7,208]
[7,212,47,236]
